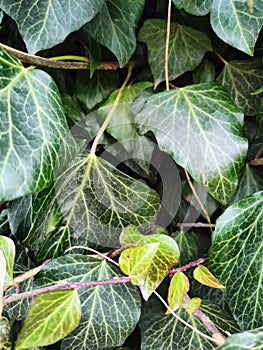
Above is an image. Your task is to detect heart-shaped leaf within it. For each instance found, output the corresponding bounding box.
[0,236,15,288]
[183,297,202,315]
[210,191,263,330]
[167,271,189,313]
[193,265,225,289]
[172,0,212,16]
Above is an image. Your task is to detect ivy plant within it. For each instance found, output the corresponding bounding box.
[0,0,262,349]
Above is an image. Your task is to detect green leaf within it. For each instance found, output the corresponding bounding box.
[183,297,202,315]
[210,0,263,55]
[0,317,11,350]
[0,236,15,287]
[219,59,263,116]
[193,265,225,289]
[139,19,212,87]
[0,0,103,53]
[0,48,71,202]
[84,0,145,67]
[120,225,180,300]
[193,58,216,84]
[218,326,263,350]
[167,272,190,312]
[172,0,212,16]
[171,231,199,265]
[34,255,141,349]
[0,250,5,315]
[210,191,263,330]
[16,289,81,349]
[134,83,248,204]
[25,155,160,260]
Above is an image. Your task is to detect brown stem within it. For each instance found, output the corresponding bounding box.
[176,222,215,229]
[169,257,208,277]
[3,277,131,305]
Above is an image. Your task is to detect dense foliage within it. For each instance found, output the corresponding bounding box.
[0,1,262,349]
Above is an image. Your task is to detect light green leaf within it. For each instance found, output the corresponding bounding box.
[0,317,11,350]
[16,290,81,349]
[167,272,189,312]
[193,265,225,289]
[183,297,202,315]
[193,58,216,84]
[0,250,5,315]
[120,225,180,300]
[229,164,263,204]
[84,0,145,66]
[210,0,263,55]
[172,0,212,16]
[0,48,71,202]
[139,19,212,87]
[0,0,103,53]
[25,155,160,260]
[210,191,263,330]
[252,85,263,95]
[218,326,263,350]
[219,59,263,116]
[33,255,141,350]
[134,83,248,204]
[0,236,15,288]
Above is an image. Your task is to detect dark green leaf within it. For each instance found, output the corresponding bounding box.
[7,196,32,237]
[0,48,71,201]
[134,83,248,204]
[210,0,263,55]
[34,255,141,350]
[0,0,103,53]
[84,0,145,66]
[210,191,263,330]
[171,231,199,265]
[0,236,15,287]
[172,0,212,16]
[0,249,5,315]
[139,19,212,87]
[61,93,83,123]
[193,59,215,84]
[218,327,263,350]
[0,317,11,350]
[219,59,263,116]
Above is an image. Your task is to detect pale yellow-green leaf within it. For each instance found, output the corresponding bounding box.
[183,297,202,315]
[0,236,15,288]
[193,265,225,289]
[166,271,189,313]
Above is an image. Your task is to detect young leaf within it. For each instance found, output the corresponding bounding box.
[217,326,263,350]
[139,19,212,87]
[0,317,11,350]
[33,255,141,349]
[0,0,103,53]
[183,297,202,315]
[119,225,180,300]
[84,0,145,67]
[210,191,263,330]
[0,48,71,202]
[167,271,190,313]
[16,289,81,349]
[193,265,225,289]
[134,83,247,204]
[0,236,15,288]
[211,0,263,55]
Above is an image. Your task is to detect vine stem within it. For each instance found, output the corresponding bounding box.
[169,257,208,277]
[90,63,133,156]
[165,0,172,91]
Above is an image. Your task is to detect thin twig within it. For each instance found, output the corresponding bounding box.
[176,223,215,229]
[169,257,208,277]
[165,0,172,91]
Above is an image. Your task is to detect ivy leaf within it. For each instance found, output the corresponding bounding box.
[193,58,216,84]
[210,0,263,55]
[193,265,225,289]
[0,48,71,202]
[183,297,202,315]
[210,191,263,330]
[138,19,212,87]
[25,155,160,260]
[34,255,141,350]
[0,0,103,53]
[134,83,248,204]
[172,0,212,16]
[0,317,11,350]
[171,231,199,265]
[167,272,190,313]
[84,0,145,67]
[0,249,5,315]
[218,326,263,350]
[15,290,81,349]
[119,225,180,300]
[0,236,15,288]
[218,59,263,116]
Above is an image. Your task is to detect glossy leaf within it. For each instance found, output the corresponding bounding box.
[218,326,263,350]
[138,19,212,87]
[167,271,189,312]
[0,317,11,350]
[183,297,202,315]
[33,255,141,350]
[219,59,263,116]
[0,0,103,53]
[193,265,225,289]
[84,0,145,66]
[171,231,199,265]
[210,0,263,55]
[134,83,248,204]
[210,191,263,330]
[193,59,216,84]
[172,0,212,16]
[0,48,71,202]
[16,290,81,349]
[119,225,180,300]
[0,236,15,287]
[25,155,160,260]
